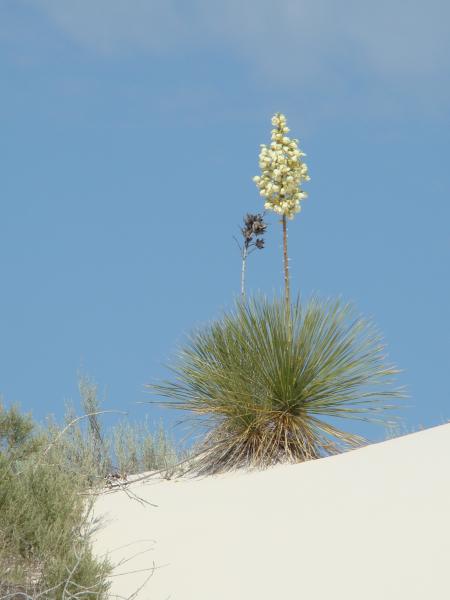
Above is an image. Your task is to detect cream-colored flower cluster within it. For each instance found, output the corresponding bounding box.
[253,113,310,219]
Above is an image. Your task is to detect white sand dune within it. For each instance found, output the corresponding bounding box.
[93,424,450,599]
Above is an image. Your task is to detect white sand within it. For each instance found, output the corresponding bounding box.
[93,424,450,599]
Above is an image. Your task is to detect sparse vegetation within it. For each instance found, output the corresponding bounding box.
[0,111,408,598]
[0,401,111,598]
[0,382,183,598]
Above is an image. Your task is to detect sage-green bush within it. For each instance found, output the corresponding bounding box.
[0,389,182,598]
[0,402,111,599]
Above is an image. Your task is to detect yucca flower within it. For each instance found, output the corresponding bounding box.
[253,113,310,220]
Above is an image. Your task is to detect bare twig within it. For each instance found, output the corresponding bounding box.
[42,411,128,459]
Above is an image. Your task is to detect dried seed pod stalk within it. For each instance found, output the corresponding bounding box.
[237,213,267,297]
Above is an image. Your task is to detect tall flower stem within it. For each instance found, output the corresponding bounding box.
[282,214,290,316]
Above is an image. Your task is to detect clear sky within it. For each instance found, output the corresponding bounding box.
[1,1,449,443]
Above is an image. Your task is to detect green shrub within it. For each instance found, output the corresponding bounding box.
[0,403,111,599]
[149,296,403,474]
[0,401,44,462]
[0,384,183,597]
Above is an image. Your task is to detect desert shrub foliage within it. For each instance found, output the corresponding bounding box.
[0,392,182,598]
[0,403,111,599]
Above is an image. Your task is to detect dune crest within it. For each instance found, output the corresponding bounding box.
[93,423,450,599]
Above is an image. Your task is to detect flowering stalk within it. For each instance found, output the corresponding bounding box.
[282,214,290,310]
[253,113,310,313]
[236,213,267,298]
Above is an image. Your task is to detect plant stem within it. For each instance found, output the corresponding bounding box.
[241,244,248,298]
[282,214,290,315]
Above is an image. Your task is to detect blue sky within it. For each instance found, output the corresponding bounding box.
[1,0,449,443]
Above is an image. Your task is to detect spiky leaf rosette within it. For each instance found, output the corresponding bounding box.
[149,297,402,474]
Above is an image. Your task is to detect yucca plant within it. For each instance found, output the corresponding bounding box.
[149,296,403,474]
